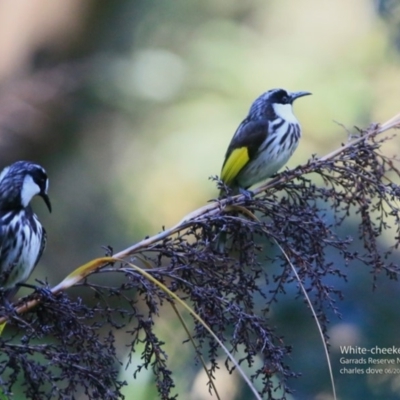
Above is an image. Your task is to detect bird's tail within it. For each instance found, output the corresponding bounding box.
[215,183,241,253]
[215,230,228,254]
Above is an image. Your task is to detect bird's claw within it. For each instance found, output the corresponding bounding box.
[239,187,254,200]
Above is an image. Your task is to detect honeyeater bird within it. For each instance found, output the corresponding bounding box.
[220,88,311,195]
[0,161,51,300]
[216,88,310,252]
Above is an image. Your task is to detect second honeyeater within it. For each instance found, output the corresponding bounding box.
[220,88,311,195]
[0,161,51,300]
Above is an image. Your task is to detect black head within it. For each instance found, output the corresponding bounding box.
[266,88,312,105]
[0,161,51,212]
[249,88,311,118]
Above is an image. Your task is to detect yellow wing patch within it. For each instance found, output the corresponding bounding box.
[221,147,250,186]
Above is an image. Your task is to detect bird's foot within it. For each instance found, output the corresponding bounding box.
[239,187,254,200]
[34,287,53,300]
[15,283,54,301]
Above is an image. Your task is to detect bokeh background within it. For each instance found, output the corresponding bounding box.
[1,0,400,399]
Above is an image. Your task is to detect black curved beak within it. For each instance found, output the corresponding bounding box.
[291,91,312,102]
[40,192,52,213]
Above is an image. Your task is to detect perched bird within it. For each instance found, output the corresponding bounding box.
[0,161,51,300]
[220,88,311,195]
[216,88,311,252]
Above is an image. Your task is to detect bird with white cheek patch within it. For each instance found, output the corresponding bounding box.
[0,161,51,300]
[220,88,311,194]
[216,88,311,252]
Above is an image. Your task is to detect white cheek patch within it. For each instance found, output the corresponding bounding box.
[21,175,41,207]
[273,103,299,124]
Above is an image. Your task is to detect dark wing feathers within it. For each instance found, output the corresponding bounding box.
[223,118,270,165]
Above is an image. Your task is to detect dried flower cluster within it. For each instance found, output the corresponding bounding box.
[0,119,399,399]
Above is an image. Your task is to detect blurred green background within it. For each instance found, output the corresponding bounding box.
[1,0,400,399]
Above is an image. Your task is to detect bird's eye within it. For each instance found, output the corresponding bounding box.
[32,171,47,189]
[281,96,289,104]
